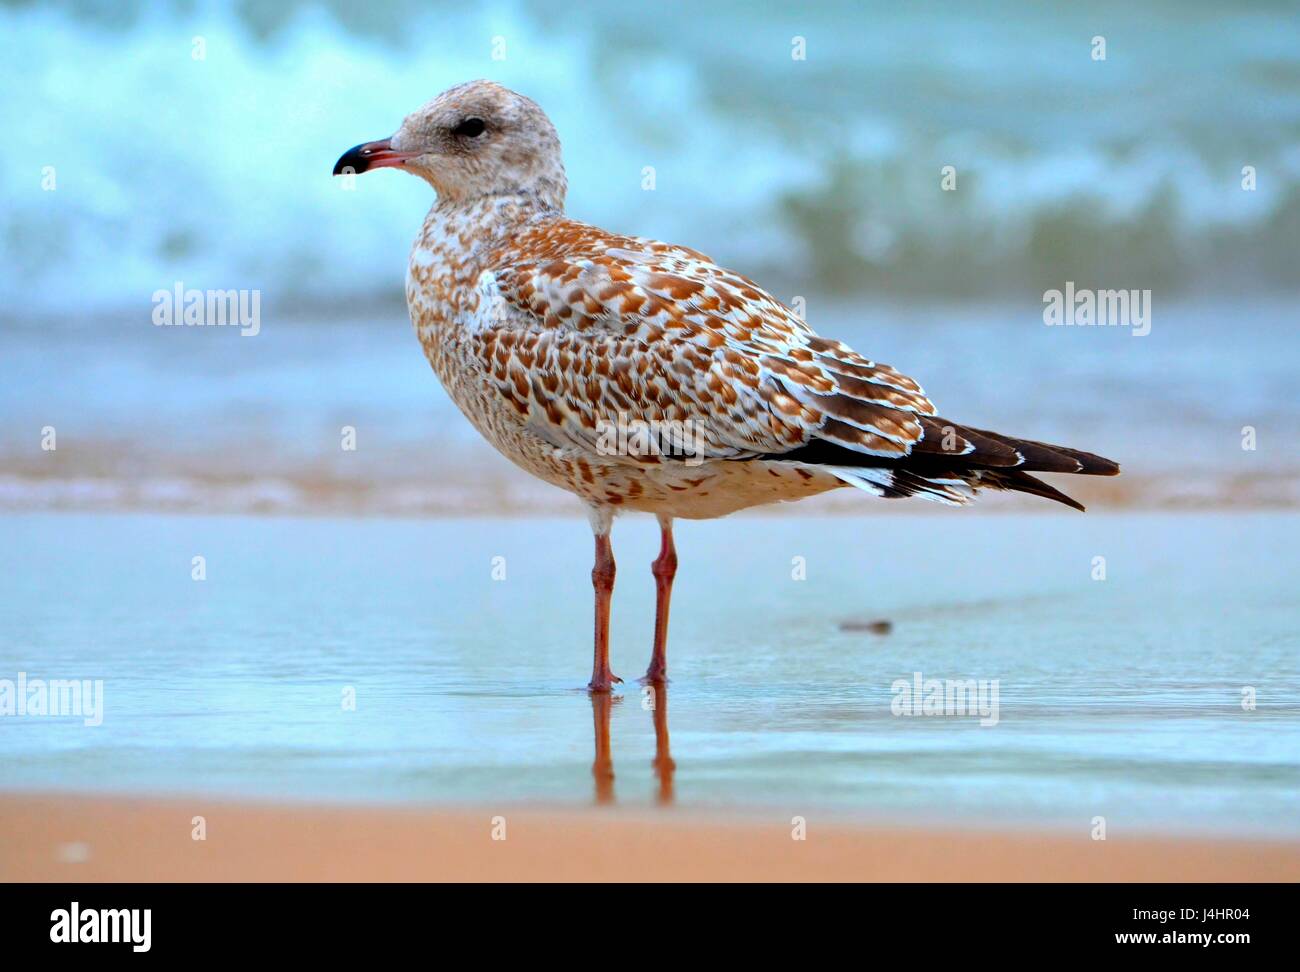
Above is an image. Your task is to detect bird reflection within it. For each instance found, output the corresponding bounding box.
[590,691,616,804]
[645,681,676,805]
[587,681,676,806]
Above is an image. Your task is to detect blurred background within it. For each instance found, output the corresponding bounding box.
[2,0,1298,514]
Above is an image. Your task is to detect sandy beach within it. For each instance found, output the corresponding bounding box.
[4,792,1298,882]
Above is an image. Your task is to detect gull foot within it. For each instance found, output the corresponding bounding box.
[639,666,668,685]
[587,673,623,694]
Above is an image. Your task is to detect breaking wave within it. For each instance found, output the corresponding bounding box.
[2,0,1298,317]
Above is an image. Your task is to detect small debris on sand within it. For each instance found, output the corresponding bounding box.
[839,619,893,635]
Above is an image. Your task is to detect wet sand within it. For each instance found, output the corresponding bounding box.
[3,511,1298,880]
[3,510,1299,833]
[4,792,1298,882]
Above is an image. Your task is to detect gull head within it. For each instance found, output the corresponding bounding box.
[333,80,566,209]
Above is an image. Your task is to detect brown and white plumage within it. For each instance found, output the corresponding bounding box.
[335,80,1119,691]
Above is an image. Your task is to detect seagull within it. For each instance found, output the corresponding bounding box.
[334,80,1119,693]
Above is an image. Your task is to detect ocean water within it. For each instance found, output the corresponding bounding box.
[2,0,1298,314]
[2,510,1298,834]
[3,296,1297,513]
[4,1,1297,515]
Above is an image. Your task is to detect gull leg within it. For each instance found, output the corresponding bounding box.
[642,514,677,684]
[588,509,621,693]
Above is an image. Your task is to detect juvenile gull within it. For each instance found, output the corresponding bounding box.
[334,80,1119,692]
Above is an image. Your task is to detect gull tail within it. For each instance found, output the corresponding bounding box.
[781,418,1120,511]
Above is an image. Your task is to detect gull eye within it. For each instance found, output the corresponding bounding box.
[453,117,486,138]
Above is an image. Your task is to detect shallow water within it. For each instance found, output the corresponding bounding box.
[2,510,1297,835]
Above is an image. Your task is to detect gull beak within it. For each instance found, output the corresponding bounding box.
[332,138,419,175]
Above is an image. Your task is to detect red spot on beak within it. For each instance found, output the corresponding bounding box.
[333,138,420,175]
